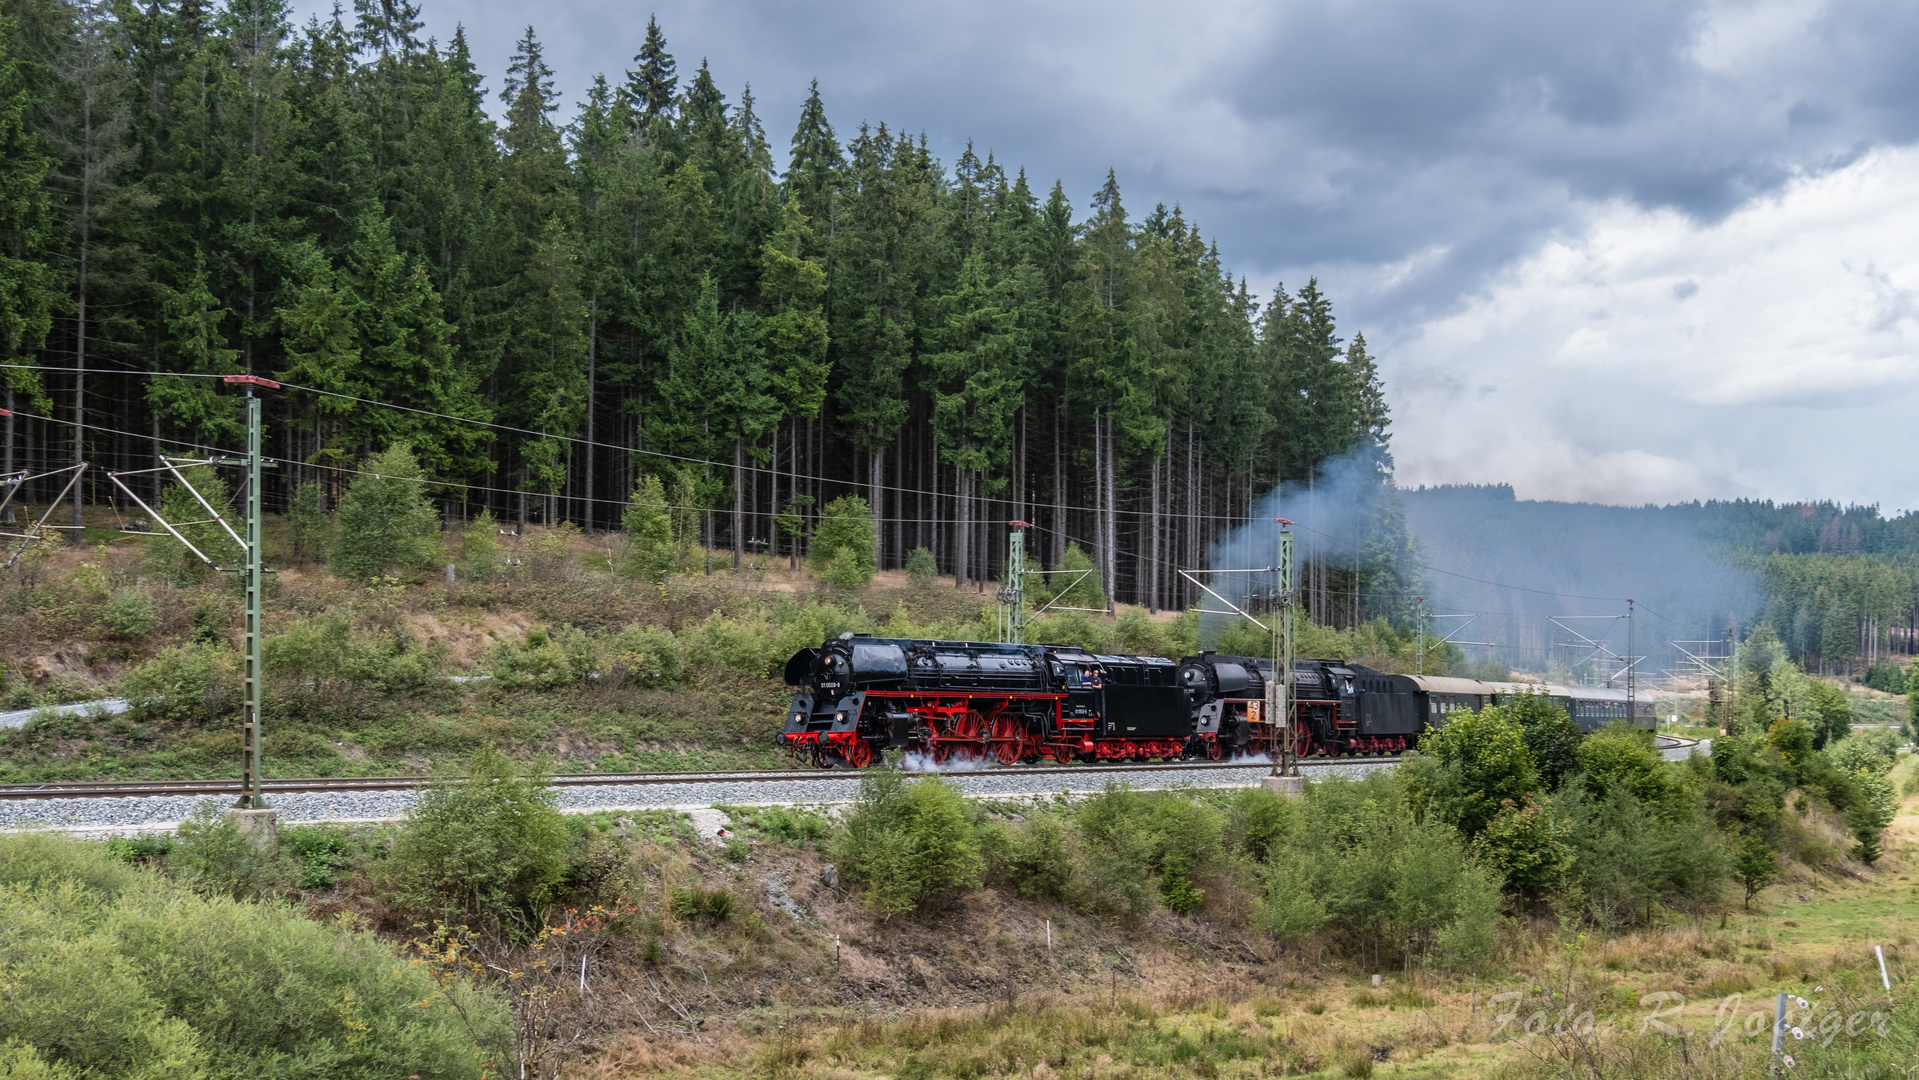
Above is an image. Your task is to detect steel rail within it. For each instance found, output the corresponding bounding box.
[0,756,1402,801]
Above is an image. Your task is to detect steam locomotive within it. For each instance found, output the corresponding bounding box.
[778,634,1654,768]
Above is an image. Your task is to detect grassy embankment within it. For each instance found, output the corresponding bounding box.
[0,512,1435,783]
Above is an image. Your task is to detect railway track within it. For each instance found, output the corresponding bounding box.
[0,756,1403,801]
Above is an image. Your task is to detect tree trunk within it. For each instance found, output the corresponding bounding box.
[954,462,968,588]
[584,298,596,533]
[1052,401,1064,568]
[869,435,885,571]
[732,436,743,569]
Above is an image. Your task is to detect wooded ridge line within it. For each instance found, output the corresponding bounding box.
[0,3,1398,614]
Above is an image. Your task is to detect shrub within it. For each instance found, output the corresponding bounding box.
[670,887,735,923]
[1000,814,1074,901]
[679,610,775,678]
[905,545,938,584]
[1828,727,1900,775]
[1732,830,1777,909]
[602,623,683,689]
[1863,660,1905,694]
[622,475,675,582]
[265,612,437,704]
[1574,725,1676,810]
[833,770,982,916]
[809,495,875,583]
[1050,541,1108,611]
[0,832,503,1078]
[1253,775,1499,968]
[1555,785,1726,927]
[288,480,329,563]
[120,643,241,725]
[486,625,597,691]
[171,801,289,899]
[1505,690,1585,790]
[457,508,502,581]
[823,543,869,588]
[1847,769,1897,865]
[329,444,440,580]
[385,745,571,934]
[1472,796,1572,901]
[284,825,357,890]
[1406,704,1539,836]
[1071,787,1159,922]
[103,586,158,639]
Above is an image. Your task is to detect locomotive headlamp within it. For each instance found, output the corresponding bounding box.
[836,712,846,722]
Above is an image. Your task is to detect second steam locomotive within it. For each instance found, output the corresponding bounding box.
[779,634,1653,768]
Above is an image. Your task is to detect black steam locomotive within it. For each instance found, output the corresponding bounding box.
[779,634,1654,767]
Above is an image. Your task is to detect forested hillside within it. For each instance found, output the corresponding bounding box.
[1405,484,1919,677]
[0,0,1389,611]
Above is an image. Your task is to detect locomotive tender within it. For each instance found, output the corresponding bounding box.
[779,634,1654,768]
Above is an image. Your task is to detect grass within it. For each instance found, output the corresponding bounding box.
[587,783,1919,1080]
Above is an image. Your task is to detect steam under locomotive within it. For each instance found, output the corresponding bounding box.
[779,634,1655,767]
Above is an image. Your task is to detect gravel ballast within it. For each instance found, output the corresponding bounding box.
[1,760,1394,834]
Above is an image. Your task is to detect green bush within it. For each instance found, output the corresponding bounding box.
[679,610,776,678]
[284,825,357,890]
[456,508,502,581]
[905,545,938,584]
[1472,796,1572,901]
[288,480,330,563]
[833,770,982,916]
[1553,785,1726,927]
[265,612,438,703]
[0,831,503,1078]
[171,802,290,899]
[1504,690,1585,790]
[120,643,241,725]
[823,544,869,588]
[1828,727,1900,775]
[486,625,598,691]
[384,745,571,934]
[809,495,875,583]
[103,586,159,639]
[602,623,683,689]
[670,886,735,923]
[1071,788,1155,920]
[1000,814,1075,901]
[329,444,440,580]
[1253,775,1499,968]
[1405,704,1540,836]
[1847,769,1897,865]
[1574,725,1676,810]
[1049,541,1108,611]
[1228,786,1300,861]
[622,475,675,582]
[1863,660,1906,694]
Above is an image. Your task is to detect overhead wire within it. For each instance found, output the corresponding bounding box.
[3,370,1691,633]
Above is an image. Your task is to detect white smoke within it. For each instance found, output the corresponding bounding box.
[897,750,994,774]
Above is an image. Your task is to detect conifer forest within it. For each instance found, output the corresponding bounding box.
[0,0,1393,611]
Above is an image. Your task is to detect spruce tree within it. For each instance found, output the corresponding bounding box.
[329,443,439,579]
[0,10,56,491]
[619,14,676,123]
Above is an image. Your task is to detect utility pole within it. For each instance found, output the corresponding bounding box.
[1271,519,1296,779]
[999,521,1030,644]
[1626,599,1636,727]
[232,375,272,816]
[1416,596,1427,676]
[107,377,279,844]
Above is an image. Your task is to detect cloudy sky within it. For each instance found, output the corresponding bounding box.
[299,0,1919,509]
